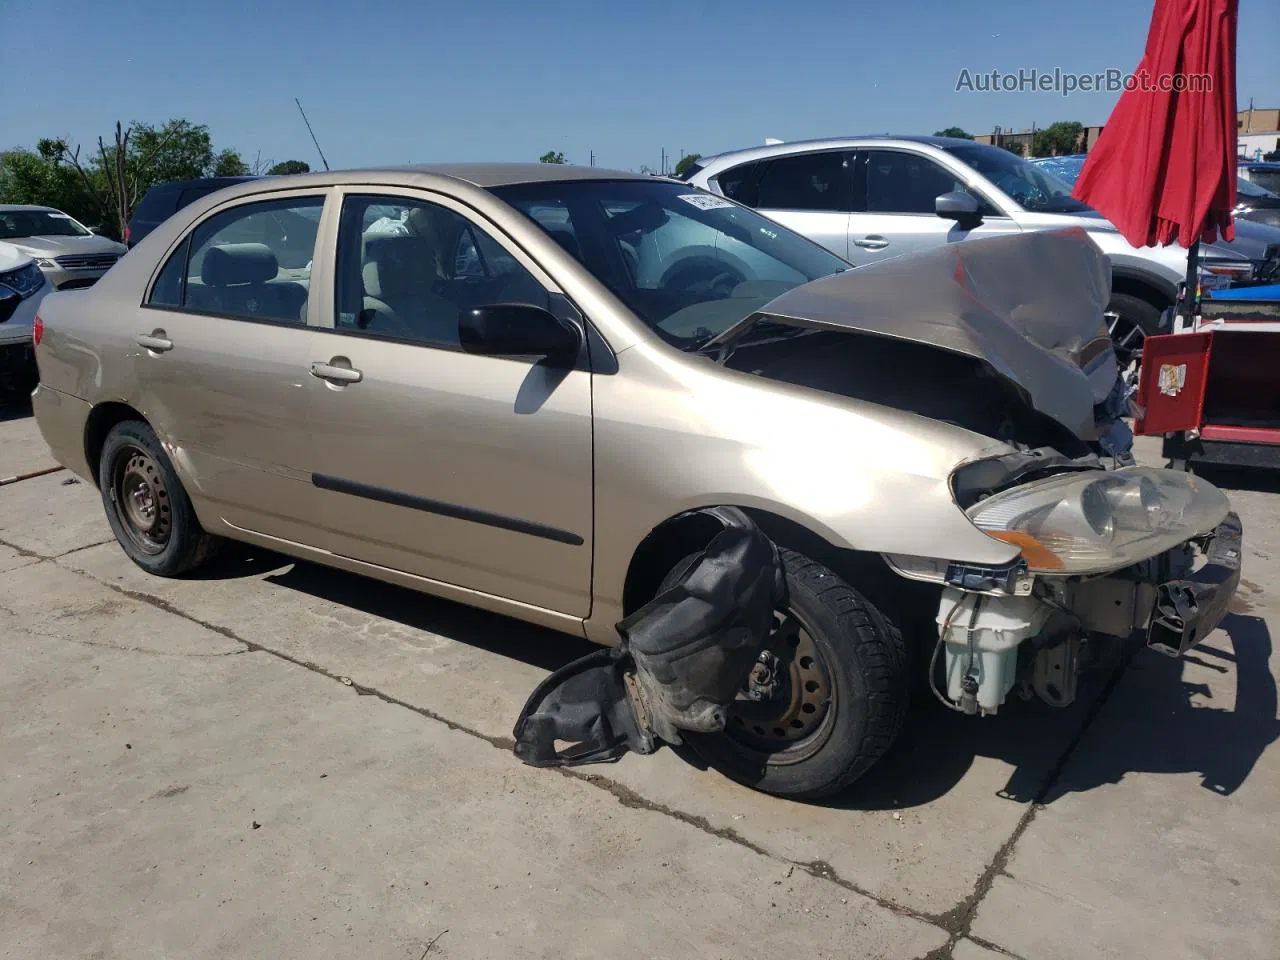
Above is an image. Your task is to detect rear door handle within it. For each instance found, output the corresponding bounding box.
[310,360,363,384]
[135,332,174,353]
[853,235,890,250]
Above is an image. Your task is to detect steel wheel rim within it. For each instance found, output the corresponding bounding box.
[724,608,836,765]
[110,446,171,555]
[1107,311,1146,374]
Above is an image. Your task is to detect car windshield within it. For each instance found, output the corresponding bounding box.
[0,208,93,239]
[943,144,1090,213]
[490,179,849,349]
[1030,156,1086,189]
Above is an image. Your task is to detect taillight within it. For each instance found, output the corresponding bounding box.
[33,315,43,347]
[123,225,131,244]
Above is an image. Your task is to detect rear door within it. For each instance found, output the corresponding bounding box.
[718,151,854,259]
[303,189,595,617]
[851,148,1021,263]
[131,190,328,541]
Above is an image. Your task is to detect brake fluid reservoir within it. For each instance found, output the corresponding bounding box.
[937,589,1052,714]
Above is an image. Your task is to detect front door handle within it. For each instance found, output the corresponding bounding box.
[135,331,173,353]
[853,235,890,250]
[310,360,363,384]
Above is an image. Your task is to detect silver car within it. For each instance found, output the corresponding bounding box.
[686,137,1280,360]
[0,205,128,290]
[31,164,1240,799]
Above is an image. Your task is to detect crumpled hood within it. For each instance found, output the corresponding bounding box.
[7,235,126,258]
[756,226,1117,439]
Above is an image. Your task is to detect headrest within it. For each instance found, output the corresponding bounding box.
[202,243,278,287]
[362,237,429,299]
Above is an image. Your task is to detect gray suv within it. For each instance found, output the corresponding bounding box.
[0,205,128,290]
[687,137,1279,359]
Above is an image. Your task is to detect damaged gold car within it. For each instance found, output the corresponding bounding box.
[31,165,1241,800]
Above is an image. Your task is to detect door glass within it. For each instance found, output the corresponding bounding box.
[717,161,761,206]
[755,152,853,211]
[152,196,324,324]
[861,150,1000,216]
[334,195,549,348]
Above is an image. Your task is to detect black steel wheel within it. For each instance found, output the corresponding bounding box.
[98,420,221,576]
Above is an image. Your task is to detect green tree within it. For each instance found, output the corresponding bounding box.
[933,127,974,139]
[673,153,702,177]
[1031,121,1084,157]
[1000,141,1026,156]
[539,150,566,164]
[212,149,249,177]
[0,143,98,228]
[267,159,310,175]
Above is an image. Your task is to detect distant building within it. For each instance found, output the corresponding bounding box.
[971,107,1277,160]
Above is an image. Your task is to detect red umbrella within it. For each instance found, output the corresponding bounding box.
[1072,0,1238,258]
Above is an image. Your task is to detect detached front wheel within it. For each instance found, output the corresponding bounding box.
[662,548,910,801]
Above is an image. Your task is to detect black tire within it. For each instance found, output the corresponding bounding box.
[665,547,909,801]
[98,420,221,576]
[1106,292,1165,361]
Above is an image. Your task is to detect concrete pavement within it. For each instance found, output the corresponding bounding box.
[3,400,1279,959]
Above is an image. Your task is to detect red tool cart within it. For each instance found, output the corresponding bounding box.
[1136,296,1280,470]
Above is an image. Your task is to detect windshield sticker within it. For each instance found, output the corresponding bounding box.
[678,194,735,211]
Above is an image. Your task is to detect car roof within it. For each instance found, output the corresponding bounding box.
[1240,161,1280,169]
[694,135,988,171]
[0,204,63,213]
[149,176,262,191]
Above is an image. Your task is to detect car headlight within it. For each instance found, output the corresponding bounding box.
[966,467,1229,573]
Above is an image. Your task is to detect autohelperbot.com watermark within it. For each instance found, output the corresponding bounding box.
[956,67,1213,97]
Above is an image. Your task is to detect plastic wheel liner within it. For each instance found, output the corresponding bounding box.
[512,507,787,768]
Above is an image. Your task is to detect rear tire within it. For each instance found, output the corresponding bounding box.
[663,547,910,801]
[1107,292,1165,366]
[98,420,221,576]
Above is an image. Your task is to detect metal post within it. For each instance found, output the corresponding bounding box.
[1181,240,1201,325]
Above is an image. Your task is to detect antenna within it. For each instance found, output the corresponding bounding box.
[294,97,330,171]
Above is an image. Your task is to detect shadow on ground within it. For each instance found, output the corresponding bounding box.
[195,543,1280,811]
[0,395,33,423]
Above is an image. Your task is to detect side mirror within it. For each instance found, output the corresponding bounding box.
[936,191,983,229]
[459,303,581,361]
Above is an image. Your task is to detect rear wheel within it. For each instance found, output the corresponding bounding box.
[661,547,909,801]
[98,420,221,576]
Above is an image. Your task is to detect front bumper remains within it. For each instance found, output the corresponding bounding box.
[1146,512,1242,657]
[512,506,786,768]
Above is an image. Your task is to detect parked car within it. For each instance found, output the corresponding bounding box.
[126,176,262,248]
[31,165,1238,799]
[1239,161,1280,195]
[0,205,127,291]
[1033,154,1280,229]
[0,240,51,393]
[685,137,1280,362]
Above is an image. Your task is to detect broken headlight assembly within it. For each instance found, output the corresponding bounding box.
[965,467,1229,574]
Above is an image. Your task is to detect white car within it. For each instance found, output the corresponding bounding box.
[0,241,51,393]
[686,137,1279,361]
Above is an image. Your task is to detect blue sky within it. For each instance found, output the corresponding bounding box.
[7,0,1279,172]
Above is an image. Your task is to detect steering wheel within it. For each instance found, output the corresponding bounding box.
[662,259,745,299]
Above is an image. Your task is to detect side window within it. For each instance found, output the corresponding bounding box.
[149,237,188,307]
[755,151,853,212]
[717,161,761,206]
[148,196,324,324]
[335,195,549,348]
[860,150,996,216]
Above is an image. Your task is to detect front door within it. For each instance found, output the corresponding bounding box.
[131,192,328,541]
[304,190,594,617]
[850,148,1022,263]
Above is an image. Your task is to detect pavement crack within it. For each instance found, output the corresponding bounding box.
[53,539,116,559]
[0,535,45,560]
[926,643,1142,958]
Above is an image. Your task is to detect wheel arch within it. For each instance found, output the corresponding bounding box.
[84,401,149,488]
[1109,268,1175,311]
[620,505,941,649]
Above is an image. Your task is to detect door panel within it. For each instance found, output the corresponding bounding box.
[131,193,329,540]
[303,191,594,617]
[304,335,594,615]
[851,149,1022,263]
[131,308,318,538]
